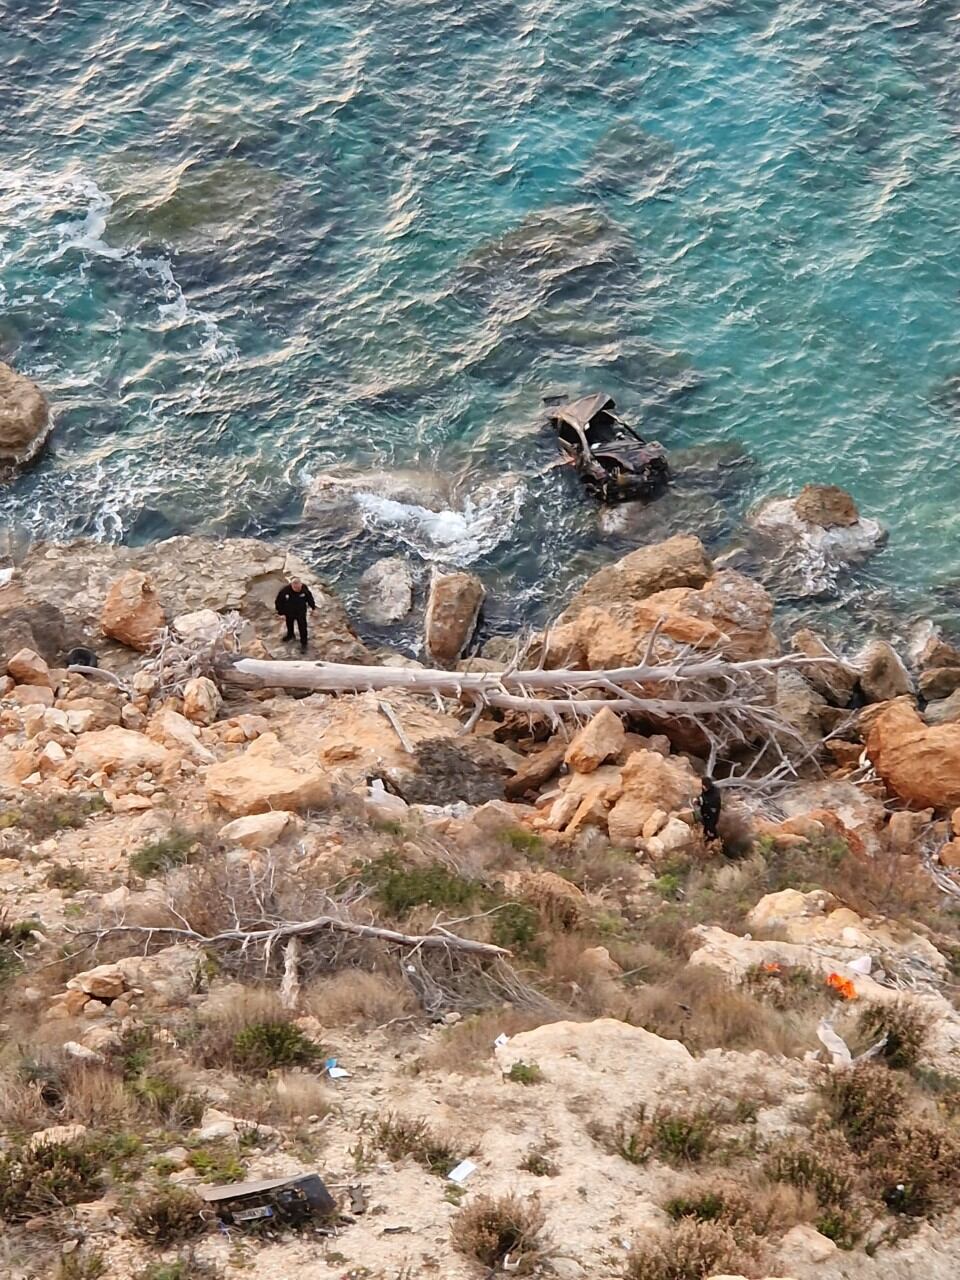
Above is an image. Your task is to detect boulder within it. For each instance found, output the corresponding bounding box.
[359,557,414,625]
[607,750,700,844]
[547,569,776,668]
[6,647,51,686]
[560,534,712,621]
[10,684,53,707]
[218,810,293,849]
[504,741,566,800]
[424,568,484,665]
[924,689,960,727]
[101,570,165,651]
[182,676,222,726]
[775,668,828,747]
[27,1124,87,1153]
[793,483,860,528]
[73,726,173,776]
[857,639,913,703]
[919,667,960,701]
[789,630,858,705]
[205,732,332,815]
[67,964,128,1001]
[748,487,884,595]
[866,698,960,809]
[564,707,625,774]
[495,1019,691,1126]
[0,362,50,469]
[146,707,214,763]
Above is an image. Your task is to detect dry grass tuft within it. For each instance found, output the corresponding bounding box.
[129,1185,208,1245]
[304,969,414,1027]
[374,1112,461,1176]
[227,1071,332,1126]
[452,1192,547,1275]
[625,1218,758,1280]
[418,1009,555,1075]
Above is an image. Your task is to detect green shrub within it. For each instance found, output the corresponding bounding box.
[186,1145,245,1184]
[0,1139,103,1221]
[451,1192,546,1274]
[500,828,545,855]
[491,903,541,953]
[54,1252,107,1280]
[230,1020,320,1073]
[368,856,477,915]
[46,863,89,893]
[815,1205,862,1249]
[857,1000,932,1071]
[0,912,39,984]
[519,1148,558,1177]
[765,1128,856,1208]
[611,1105,717,1167]
[506,1061,543,1086]
[821,1063,905,1151]
[867,1120,960,1217]
[128,1074,204,1126]
[133,1259,220,1280]
[129,829,199,879]
[375,1113,460,1176]
[0,792,106,838]
[129,1185,207,1245]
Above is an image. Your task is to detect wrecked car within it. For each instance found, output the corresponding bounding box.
[198,1174,337,1230]
[544,392,669,502]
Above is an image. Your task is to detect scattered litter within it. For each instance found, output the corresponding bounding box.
[503,1254,521,1272]
[493,1033,510,1049]
[347,1185,368,1214]
[848,954,873,975]
[0,568,13,590]
[448,1159,477,1185]
[326,1058,351,1080]
[197,1174,336,1229]
[817,1018,889,1068]
[383,1225,412,1235]
[825,972,858,1000]
[817,1018,853,1067]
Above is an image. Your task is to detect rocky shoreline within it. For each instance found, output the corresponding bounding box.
[4,360,960,1280]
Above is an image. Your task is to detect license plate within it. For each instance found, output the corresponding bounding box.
[233,1205,273,1222]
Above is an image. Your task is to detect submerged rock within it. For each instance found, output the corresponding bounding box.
[359,557,414,625]
[0,362,50,471]
[748,484,885,597]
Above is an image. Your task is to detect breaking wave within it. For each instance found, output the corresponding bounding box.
[354,480,526,565]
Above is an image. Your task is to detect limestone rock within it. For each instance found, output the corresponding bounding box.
[867,698,960,809]
[560,534,712,621]
[359,557,414,625]
[424,568,485,665]
[793,483,860,528]
[147,707,213,763]
[101,570,166,651]
[68,964,128,1000]
[857,639,913,703]
[565,707,625,774]
[6,647,51,686]
[495,1019,691,1125]
[74,726,172,776]
[924,689,960,727]
[0,362,50,469]
[607,749,701,844]
[580,946,622,978]
[775,668,828,747]
[205,732,332,815]
[790,629,858,704]
[27,1123,87,1153]
[749,488,884,596]
[218,810,293,849]
[505,741,566,800]
[182,676,222,726]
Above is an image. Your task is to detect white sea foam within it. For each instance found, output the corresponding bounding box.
[354,479,525,565]
[0,167,235,363]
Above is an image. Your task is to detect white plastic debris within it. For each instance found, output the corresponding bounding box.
[447,1159,477,1185]
[493,1033,509,1049]
[325,1057,351,1080]
[817,1019,853,1067]
[848,954,873,975]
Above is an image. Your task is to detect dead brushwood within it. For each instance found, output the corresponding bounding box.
[452,1192,547,1275]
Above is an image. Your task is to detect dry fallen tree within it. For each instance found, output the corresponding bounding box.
[223,634,830,767]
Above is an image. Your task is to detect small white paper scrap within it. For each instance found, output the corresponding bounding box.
[327,1066,351,1080]
[493,1033,509,1049]
[448,1159,477,1184]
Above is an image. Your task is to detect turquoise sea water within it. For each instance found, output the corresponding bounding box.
[2,0,960,637]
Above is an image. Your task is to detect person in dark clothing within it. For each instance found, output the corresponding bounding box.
[275,577,316,652]
[697,775,722,843]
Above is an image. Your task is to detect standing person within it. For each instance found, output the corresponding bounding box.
[275,577,316,652]
[697,775,722,843]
